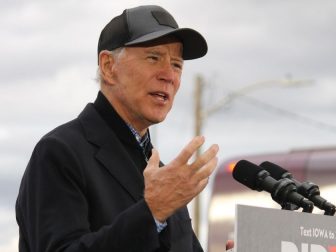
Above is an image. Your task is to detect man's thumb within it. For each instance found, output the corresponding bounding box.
[147,148,160,168]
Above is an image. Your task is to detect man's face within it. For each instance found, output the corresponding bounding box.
[108,37,183,133]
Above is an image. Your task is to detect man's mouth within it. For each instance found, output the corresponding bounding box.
[149,92,169,101]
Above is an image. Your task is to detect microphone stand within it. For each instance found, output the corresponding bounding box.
[297,181,336,216]
[270,178,314,213]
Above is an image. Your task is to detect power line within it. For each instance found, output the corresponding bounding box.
[237,94,336,133]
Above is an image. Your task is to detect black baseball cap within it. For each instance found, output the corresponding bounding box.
[97,5,208,63]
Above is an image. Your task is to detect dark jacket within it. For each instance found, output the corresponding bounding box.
[16,102,203,252]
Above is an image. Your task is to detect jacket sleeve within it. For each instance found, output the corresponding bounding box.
[16,136,161,252]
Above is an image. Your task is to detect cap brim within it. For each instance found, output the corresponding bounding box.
[125,28,208,60]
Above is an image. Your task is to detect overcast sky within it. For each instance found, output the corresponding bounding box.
[1,0,336,251]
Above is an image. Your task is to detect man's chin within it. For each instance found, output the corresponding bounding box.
[147,115,167,126]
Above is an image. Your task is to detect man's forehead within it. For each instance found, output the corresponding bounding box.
[127,36,183,57]
[128,36,182,48]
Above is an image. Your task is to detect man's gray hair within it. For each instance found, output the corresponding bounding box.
[96,47,125,85]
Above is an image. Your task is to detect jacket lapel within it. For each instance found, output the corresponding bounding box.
[78,104,144,202]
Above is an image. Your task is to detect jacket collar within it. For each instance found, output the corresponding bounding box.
[93,91,141,148]
[78,103,144,201]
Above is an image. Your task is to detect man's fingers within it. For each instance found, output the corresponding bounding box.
[193,156,218,181]
[190,144,219,171]
[195,176,210,194]
[226,240,234,250]
[171,136,205,166]
[194,160,218,194]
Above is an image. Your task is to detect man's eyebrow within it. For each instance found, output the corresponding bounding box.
[173,57,184,65]
[144,48,183,62]
[144,49,162,55]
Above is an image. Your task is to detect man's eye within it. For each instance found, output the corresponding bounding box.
[173,63,183,70]
[147,55,159,61]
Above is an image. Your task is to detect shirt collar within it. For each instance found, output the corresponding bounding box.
[127,123,150,148]
[93,91,151,149]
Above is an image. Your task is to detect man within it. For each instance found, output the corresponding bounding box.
[16,5,224,252]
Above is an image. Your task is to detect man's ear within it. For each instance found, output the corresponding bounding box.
[99,50,115,85]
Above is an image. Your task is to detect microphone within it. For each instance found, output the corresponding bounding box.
[232,160,314,213]
[260,161,336,216]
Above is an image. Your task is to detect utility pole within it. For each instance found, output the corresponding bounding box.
[192,74,313,239]
[193,74,204,237]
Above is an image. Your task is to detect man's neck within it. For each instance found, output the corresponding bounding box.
[100,89,148,136]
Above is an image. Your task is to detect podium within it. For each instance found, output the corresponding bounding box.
[232,205,336,252]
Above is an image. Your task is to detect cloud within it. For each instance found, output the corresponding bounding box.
[0,128,10,140]
[203,0,336,86]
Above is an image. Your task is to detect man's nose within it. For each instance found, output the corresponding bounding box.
[157,60,175,84]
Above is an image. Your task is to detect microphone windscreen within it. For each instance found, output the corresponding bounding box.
[260,161,287,180]
[232,160,263,190]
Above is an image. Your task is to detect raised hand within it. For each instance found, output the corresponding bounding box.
[144,136,219,222]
